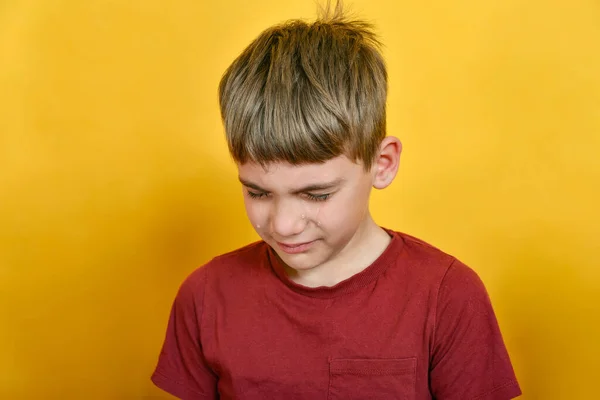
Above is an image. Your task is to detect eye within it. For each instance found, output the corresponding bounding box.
[306,193,331,202]
[247,191,269,199]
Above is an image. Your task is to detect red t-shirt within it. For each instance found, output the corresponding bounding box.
[151,229,521,399]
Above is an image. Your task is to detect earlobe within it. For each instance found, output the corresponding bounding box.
[372,136,402,190]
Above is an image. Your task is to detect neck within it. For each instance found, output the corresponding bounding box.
[286,215,392,288]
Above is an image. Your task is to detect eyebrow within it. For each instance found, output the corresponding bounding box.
[238,177,345,193]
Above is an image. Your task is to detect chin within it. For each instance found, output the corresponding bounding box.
[272,249,325,271]
[277,253,316,269]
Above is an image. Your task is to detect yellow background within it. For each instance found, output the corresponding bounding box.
[1,0,598,398]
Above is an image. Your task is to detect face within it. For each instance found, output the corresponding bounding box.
[238,155,375,273]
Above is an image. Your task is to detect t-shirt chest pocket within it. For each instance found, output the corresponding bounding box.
[327,357,416,400]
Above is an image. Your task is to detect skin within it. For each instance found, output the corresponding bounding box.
[237,136,402,288]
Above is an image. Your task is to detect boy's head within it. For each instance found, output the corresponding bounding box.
[218,2,401,281]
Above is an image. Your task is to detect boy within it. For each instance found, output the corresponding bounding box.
[151,2,522,399]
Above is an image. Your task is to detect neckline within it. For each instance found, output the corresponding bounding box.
[266,228,403,299]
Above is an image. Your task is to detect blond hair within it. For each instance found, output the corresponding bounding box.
[218,1,387,170]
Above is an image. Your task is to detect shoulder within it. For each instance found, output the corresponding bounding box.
[210,239,269,269]
[395,231,455,264]
[386,229,487,299]
[389,230,464,279]
[176,240,270,298]
[399,233,522,399]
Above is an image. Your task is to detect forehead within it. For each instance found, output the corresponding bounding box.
[237,156,362,185]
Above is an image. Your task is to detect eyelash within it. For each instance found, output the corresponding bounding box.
[306,193,330,202]
[247,191,331,202]
[247,191,268,199]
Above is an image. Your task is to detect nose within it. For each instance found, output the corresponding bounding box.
[269,199,306,238]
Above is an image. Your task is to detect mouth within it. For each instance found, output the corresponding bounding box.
[276,240,316,254]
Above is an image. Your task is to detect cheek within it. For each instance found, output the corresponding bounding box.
[318,192,367,229]
[244,200,270,228]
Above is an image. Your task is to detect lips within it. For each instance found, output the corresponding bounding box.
[276,240,316,254]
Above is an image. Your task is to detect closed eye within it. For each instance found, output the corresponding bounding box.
[306,193,331,202]
[247,191,269,199]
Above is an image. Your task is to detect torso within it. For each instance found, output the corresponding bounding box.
[199,230,451,400]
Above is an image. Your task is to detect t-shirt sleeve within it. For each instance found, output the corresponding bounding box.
[429,259,522,400]
[151,268,218,399]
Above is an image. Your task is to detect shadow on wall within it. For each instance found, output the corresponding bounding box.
[143,164,257,285]
[487,223,599,400]
[138,161,258,398]
[467,4,600,399]
[0,150,258,399]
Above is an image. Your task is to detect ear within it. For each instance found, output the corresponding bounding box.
[371,136,402,190]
